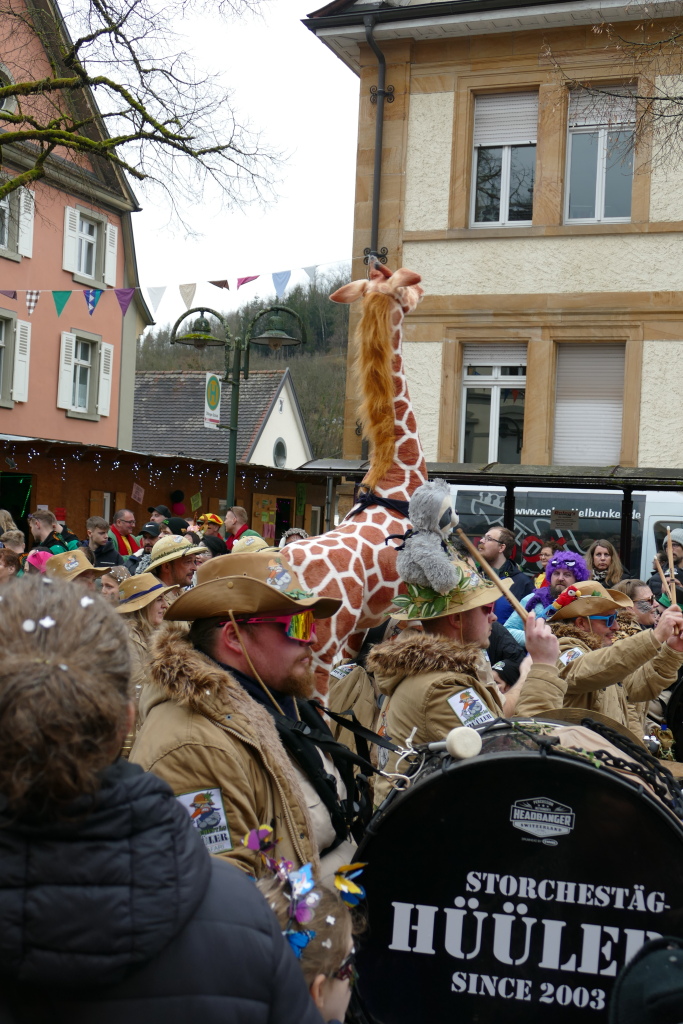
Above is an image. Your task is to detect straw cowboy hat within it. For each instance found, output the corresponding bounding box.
[231,534,272,554]
[547,580,633,623]
[116,573,178,615]
[164,550,342,621]
[45,548,109,583]
[146,534,207,574]
[391,554,512,621]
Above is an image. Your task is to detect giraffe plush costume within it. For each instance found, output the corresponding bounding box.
[282,263,428,694]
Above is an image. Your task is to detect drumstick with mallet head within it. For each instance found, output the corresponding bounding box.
[455,527,528,622]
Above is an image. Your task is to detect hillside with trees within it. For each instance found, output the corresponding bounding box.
[136,267,350,458]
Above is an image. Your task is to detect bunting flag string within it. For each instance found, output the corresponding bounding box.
[52,291,71,316]
[0,254,361,317]
[84,288,103,315]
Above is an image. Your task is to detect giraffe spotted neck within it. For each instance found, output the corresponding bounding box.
[370,297,427,502]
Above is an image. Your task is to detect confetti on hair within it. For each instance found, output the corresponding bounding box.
[80,596,94,607]
[22,619,36,632]
[322,938,332,949]
[326,916,336,925]
[58,664,69,672]
[38,616,56,629]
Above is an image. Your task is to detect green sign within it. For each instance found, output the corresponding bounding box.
[204,373,221,428]
[296,483,306,517]
[191,492,202,511]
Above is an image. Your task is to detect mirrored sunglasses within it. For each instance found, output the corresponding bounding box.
[589,613,617,627]
[237,610,316,644]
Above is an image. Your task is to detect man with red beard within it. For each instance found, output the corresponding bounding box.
[130,551,361,884]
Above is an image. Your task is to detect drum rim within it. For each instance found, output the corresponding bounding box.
[364,744,683,853]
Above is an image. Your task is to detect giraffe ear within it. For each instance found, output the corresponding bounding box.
[330,280,368,304]
[391,268,422,288]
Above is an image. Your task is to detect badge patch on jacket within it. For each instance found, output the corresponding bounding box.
[559,647,584,667]
[177,788,232,853]
[447,687,495,728]
[330,664,355,680]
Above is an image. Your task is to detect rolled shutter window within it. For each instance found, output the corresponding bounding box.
[473,92,539,147]
[568,86,636,128]
[463,343,527,367]
[552,344,625,465]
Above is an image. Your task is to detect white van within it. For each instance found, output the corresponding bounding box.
[450,485,683,581]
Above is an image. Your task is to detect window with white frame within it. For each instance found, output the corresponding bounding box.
[471,93,538,226]
[460,344,527,463]
[565,87,635,223]
[553,343,625,465]
[77,215,97,278]
[57,330,113,420]
[63,206,118,286]
[0,185,33,260]
[0,311,31,409]
[72,338,92,411]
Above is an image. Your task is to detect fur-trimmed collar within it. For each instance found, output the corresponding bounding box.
[148,621,240,707]
[549,622,603,651]
[367,630,481,685]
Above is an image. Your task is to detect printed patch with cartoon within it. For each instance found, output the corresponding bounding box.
[177,788,232,854]
[559,647,585,667]
[447,687,495,728]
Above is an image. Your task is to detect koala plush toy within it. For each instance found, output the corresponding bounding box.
[396,479,460,595]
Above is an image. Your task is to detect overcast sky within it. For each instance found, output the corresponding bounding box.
[133,1,360,331]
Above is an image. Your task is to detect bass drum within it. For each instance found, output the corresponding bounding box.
[355,718,683,1023]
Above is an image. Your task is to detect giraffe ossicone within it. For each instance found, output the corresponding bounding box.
[282,263,428,695]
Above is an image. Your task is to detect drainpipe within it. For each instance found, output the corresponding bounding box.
[363,15,394,266]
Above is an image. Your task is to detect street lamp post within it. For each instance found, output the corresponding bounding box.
[170,305,306,511]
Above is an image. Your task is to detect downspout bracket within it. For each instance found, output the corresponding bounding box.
[370,84,394,104]
[363,247,388,265]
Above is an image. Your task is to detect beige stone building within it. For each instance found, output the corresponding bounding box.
[305,0,683,472]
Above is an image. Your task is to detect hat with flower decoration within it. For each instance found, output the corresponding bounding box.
[392,552,512,621]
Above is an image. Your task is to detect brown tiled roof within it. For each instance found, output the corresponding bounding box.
[133,369,287,462]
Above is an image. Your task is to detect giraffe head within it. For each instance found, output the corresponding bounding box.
[330,263,423,315]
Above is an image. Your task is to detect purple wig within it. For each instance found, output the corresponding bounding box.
[532,549,590,608]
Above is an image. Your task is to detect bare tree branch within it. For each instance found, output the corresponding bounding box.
[0,0,279,224]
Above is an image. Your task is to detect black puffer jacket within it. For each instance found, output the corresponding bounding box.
[79,537,124,568]
[0,760,322,1024]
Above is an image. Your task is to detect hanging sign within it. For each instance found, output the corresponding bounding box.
[204,373,221,429]
[191,492,203,512]
[131,483,144,505]
[550,509,580,531]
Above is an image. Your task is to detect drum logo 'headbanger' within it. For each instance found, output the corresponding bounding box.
[510,797,576,838]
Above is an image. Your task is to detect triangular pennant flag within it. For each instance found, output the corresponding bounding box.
[84,288,103,315]
[26,290,39,316]
[52,291,71,316]
[115,288,135,316]
[237,276,259,290]
[303,266,318,282]
[272,270,291,299]
[0,289,16,299]
[147,286,166,313]
[179,283,196,309]
[209,280,230,290]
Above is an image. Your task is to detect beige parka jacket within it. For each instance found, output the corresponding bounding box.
[516,623,683,729]
[367,631,559,805]
[129,623,318,877]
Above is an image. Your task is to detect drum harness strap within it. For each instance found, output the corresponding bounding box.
[265,698,402,850]
[484,717,683,820]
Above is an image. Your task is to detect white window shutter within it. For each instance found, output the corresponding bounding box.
[103,223,118,287]
[568,86,636,128]
[97,342,113,416]
[62,207,78,272]
[552,344,625,465]
[17,189,34,258]
[57,331,76,409]
[473,92,538,147]
[11,319,31,402]
[463,343,528,366]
